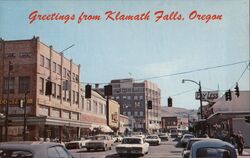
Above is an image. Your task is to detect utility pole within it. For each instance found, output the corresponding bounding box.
[23,91,29,141]
[5,61,13,142]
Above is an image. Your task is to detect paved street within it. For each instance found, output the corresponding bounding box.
[70,139,182,158]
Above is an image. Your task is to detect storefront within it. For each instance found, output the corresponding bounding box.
[0,115,91,142]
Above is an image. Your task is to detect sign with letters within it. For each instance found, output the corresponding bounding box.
[195,91,219,101]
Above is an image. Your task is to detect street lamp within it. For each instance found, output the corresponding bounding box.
[182,79,203,120]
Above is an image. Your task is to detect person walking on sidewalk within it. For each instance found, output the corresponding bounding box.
[236,131,245,155]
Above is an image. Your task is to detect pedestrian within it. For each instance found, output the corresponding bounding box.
[229,133,236,148]
[235,131,244,155]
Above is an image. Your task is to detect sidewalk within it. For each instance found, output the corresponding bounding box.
[237,148,250,157]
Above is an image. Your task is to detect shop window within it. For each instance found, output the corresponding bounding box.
[3,77,15,94]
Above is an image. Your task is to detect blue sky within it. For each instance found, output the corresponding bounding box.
[0,0,249,109]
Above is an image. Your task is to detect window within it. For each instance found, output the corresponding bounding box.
[93,101,98,113]
[19,76,30,93]
[123,112,126,115]
[140,111,144,116]
[123,96,126,99]
[99,103,104,114]
[57,64,61,75]
[135,101,140,107]
[134,96,138,100]
[76,92,79,104]
[127,96,131,100]
[39,77,44,94]
[57,84,61,99]
[0,149,33,158]
[52,62,56,72]
[45,58,50,69]
[87,100,91,111]
[139,96,144,100]
[63,68,66,77]
[52,83,56,97]
[127,111,131,116]
[67,91,71,102]
[81,96,84,109]
[63,90,66,101]
[116,96,120,100]
[134,111,138,116]
[72,91,75,103]
[40,55,44,66]
[3,77,15,94]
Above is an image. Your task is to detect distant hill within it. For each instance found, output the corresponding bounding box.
[161,106,197,120]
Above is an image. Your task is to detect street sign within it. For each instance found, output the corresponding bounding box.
[195,91,219,101]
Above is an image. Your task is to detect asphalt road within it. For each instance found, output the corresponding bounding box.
[69,139,183,158]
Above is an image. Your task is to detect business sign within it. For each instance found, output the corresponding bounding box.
[195,91,219,101]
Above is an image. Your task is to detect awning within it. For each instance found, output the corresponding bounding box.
[206,111,250,124]
[90,124,113,133]
[0,116,91,128]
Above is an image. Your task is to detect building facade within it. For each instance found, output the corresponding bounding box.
[110,78,161,133]
[161,116,178,133]
[0,37,90,141]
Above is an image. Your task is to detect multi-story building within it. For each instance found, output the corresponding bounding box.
[0,37,90,141]
[110,78,161,133]
[161,116,178,133]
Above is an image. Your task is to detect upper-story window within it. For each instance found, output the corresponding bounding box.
[19,76,30,93]
[57,64,61,75]
[45,58,50,69]
[3,77,15,94]
[39,77,44,94]
[63,68,66,78]
[40,55,44,67]
[52,62,56,72]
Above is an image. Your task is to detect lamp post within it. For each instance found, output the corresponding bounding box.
[182,79,203,120]
[23,91,29,141]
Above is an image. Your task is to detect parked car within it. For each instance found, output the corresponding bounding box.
[116,137,149,156]
[180,134,194,146]
[85,135,113,151]
[182,138,219,158]
[145,135,161,145]
[158,133,169,141]
[65,139,90,149]
[133,134,145,139]
[112,135,123,143]
[0,141,74,158]
[190,139,237,158]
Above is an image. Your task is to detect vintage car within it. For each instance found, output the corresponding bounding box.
[0,141,74,158]
[180,134,195,146]
[158,133,169,141]
[85,135,113,151]
[145,135,161,145]
[116,137,149,156]
[65,139,90,149]
[182,138,219,158]
[190,139,237,158]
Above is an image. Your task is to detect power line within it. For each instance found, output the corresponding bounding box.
[83,60,249,85]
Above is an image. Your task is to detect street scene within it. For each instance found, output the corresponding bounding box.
[0,0,249,158]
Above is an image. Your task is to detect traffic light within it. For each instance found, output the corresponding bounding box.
[85,84,91,98]
[147,100,152,109]
[245,116,250,123]
[104,85,112,96]
[234,82,240,97]
[45,81,52,95]
[168,97,172,107]
[225,90,232,101]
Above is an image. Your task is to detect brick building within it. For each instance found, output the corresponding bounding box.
[110,78,161,133]
[161,116,178,133]
[0,37,90,141]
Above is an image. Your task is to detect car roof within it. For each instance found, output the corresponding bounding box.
[192,140,234,149]
[123,137,142,140]
[0,141,61,151]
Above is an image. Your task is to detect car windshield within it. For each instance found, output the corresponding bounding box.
[196,148,231,158]
[184,135,194,139]
[0,150,33,158]
[91,136,106,140]
[122,138,141,144]
[146,136,158,139]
